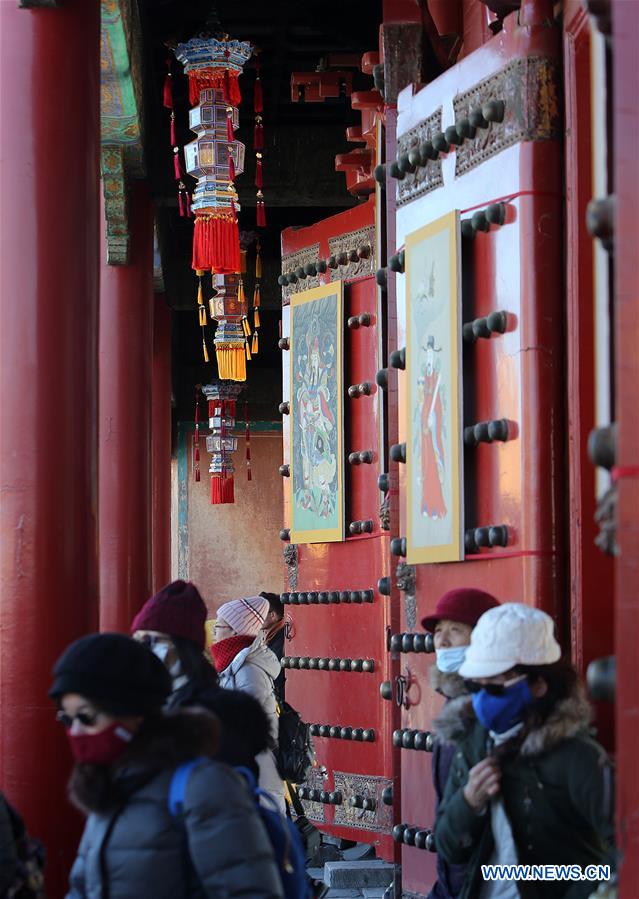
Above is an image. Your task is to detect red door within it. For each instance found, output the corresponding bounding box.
[389,8,564,894]
[280,197,400,861]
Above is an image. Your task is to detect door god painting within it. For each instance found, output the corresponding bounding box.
[405,211,463,563]
[289,281,344,543]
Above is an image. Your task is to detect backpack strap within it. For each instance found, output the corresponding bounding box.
[168,758,207,817]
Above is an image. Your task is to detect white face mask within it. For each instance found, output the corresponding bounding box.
[151,642,171,663]
[435,645,468,673]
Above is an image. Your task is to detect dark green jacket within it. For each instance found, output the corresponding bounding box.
[433,689,614,899]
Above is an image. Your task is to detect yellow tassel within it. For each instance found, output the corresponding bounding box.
[199,306,207,327]
[252,331,258,355]
[253,308,260,329]
[245,339,252,361]
[197,278,203,306]
[253,284,261,307]
[240,249,247,274]
[202,337,209,363]
[238,277,245,305]
[255,242,262,279]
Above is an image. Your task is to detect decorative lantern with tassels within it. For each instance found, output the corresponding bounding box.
[174,36,253,377]
[202,381,244,504]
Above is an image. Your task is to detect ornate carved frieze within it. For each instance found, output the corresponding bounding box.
[299,767,326,823]
[453,56,560,177]
[328,226,376,281]
[283,543,299,590]
[396,107,443,207]
[280,244,321,306]
[332,772,393,832]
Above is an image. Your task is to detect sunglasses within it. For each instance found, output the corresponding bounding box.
[464,674,527,696]
[56,710,102,729]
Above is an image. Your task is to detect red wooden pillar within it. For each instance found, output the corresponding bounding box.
[0,0,100,893]
[614,1,639,894]
[151,294,172,591]
[99,184,154,632]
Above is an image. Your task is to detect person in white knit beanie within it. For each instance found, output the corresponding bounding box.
[210,595,285,812]
[433,603,614,899]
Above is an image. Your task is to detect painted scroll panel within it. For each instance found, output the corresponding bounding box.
[290,281,344,544]
[405,211,463,564]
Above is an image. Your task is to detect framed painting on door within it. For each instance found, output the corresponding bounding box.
[289,280,344,544]
[405,211,463,564]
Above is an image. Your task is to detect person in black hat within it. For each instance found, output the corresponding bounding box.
[50,633,283,899]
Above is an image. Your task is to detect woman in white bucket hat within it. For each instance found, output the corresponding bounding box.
[433,603,614,899]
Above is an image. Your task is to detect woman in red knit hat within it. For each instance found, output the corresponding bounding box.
[421,588,501,899]
[131,580,271,778]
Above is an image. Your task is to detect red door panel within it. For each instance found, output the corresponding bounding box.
[391,9,563,894]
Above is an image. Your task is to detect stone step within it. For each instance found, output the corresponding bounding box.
[324,860,394,890]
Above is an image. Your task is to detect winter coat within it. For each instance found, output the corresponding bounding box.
[66,710,284,899]
[427,668,470,899]
[267,629,286,702]
[218,636,285,812]
[433,687,614,899]
[0,793,18,895]
[166,678,271,779]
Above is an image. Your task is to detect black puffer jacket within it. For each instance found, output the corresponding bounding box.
[166,679,272,778]
[66,710,283,899]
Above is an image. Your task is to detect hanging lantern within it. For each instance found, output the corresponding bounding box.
[202,382,244,504]
[174,36,253,376]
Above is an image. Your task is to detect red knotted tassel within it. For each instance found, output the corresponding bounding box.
[254,72,263,114]
[163,62,173,109]
[178,189,186,217]
[256,197,266,228]
[170,113,177,147]
[211,474,235,505]
[173,148,182,180]
[255,156,263,189]
[228,154,236,182]
[185,191,192,217]
[254,121,264,150]
[227,115,234,142]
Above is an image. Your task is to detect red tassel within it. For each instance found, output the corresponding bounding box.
[254,122,264,150]
[228,154,236,182]
[186,191,192,217]
[254,75,263,114]
[256,199,266,228]
[211,474,235,505]
[195,468,201,482]
[170,113,176,147]
[227,116,234,142]
[178,190,186,217]
[163,72,173,109]
[192,214,241,274]
[173,150,182,180]
[255,157,263,189]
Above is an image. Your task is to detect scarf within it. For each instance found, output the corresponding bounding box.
[210,634,254,674]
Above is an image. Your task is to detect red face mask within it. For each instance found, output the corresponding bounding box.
[67,722,134,766]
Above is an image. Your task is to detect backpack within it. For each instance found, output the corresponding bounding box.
[275,701,313,784]
[4,799,46,899]
[168,759,310,899]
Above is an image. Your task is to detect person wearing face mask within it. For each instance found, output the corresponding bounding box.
[49,632,284,899]
[422,588,500,899]
[434,604,614,899]
[131,579,271,777]
[211,596,286,813]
